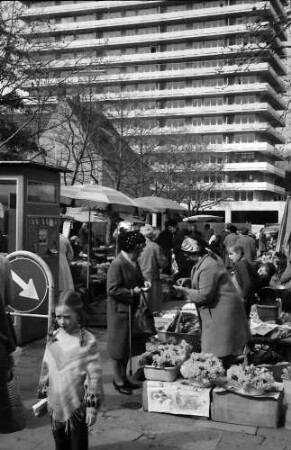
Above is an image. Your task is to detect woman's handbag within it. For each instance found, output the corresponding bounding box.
[132,291,156,337]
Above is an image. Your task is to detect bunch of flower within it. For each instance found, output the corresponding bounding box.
[139,340,192,368]
[226,364,281,393]
[180,352,225,385]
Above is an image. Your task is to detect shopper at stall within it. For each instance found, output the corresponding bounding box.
[223,224,239,269]
[157,220,174,275]
[227,244,258,318]
[59,231,74,294]
[235,226,257,263]
[257,226,267,257]
[174,235,249,369]
[139,224,167,313]
[107,230,150,395]
[0,254,16,433]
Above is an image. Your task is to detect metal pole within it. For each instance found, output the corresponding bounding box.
[9,312,48,318]
[129,304,133,377]
[86,207,91,294]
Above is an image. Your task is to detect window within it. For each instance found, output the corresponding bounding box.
[204,116,223,125]
[125,9,137,17]
[75,14,92,22]
[167,24,186,32]
[192,99,202,107]
[27,181,58,204]
[166,118,185,128]
[192,118,202,126]
[125,29,137,36]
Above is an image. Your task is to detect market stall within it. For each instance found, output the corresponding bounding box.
[144,303,291,429]
[60,184,144,304]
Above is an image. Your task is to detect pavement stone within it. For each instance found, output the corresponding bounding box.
[1,326,291,450]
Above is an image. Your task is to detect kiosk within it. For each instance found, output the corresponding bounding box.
[0,161,62,344]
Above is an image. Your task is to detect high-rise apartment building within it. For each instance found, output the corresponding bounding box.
[21,0,289,223]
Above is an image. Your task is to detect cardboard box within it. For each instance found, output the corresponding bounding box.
[143,379,211,418]
[211,387,283,428]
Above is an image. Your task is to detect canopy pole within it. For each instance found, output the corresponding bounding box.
[86,207,91,302]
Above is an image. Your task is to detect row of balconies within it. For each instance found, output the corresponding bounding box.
[22,1,162,18]
[207,142,281,155]
[29,25,287,61]
[41,43,286,79]
[26,82,286,112]
[106,103,284,126]
[126,123,285,143]
[35,62,285,93]
[23,2,285,37]
[215,181,285,194]
[223,161,285,177]
[89,83,286,110]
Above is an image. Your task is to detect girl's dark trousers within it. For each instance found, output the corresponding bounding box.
[52,418,88,450]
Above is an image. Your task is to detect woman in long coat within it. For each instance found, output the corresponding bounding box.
[174,235,249,369]
[107,231,149,395]
[59,232,74,294]
[139,225,167,313]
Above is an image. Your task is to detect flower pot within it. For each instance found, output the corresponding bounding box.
[144,365,180,382]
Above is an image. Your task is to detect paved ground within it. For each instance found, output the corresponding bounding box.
[1,301,291,450]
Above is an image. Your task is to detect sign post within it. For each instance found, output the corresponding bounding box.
[7,251,55,341]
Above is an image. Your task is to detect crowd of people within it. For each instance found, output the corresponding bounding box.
[1,218,290,449]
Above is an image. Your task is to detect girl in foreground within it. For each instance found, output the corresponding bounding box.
[38,290,103,450]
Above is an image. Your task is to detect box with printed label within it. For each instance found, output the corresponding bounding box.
[143,379,211,418]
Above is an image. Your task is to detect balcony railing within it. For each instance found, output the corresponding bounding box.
[223,162,285,177]
[217,182,285,194]
[107,103,284,126]
[23,2,277,34]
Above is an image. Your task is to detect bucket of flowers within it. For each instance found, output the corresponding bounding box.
[226,364,282,396]
[139,340,192,382]
[180,352,226,388]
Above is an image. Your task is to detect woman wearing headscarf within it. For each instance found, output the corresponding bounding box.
[107,231,150,395]
[139,225,167,313]
[174,235,250,369]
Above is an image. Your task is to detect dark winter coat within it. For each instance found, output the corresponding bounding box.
[107,252,146,360]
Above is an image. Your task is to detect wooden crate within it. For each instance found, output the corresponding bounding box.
[211,387,283,428]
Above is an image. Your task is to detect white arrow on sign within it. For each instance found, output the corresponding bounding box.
[11,270,39,301]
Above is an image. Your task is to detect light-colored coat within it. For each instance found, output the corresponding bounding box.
[186,253,249,358]
[59,233,74,293]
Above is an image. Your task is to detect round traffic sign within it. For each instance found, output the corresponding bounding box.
[10,257,48,313]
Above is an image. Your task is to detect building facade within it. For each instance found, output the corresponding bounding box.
[21,0,289,223]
